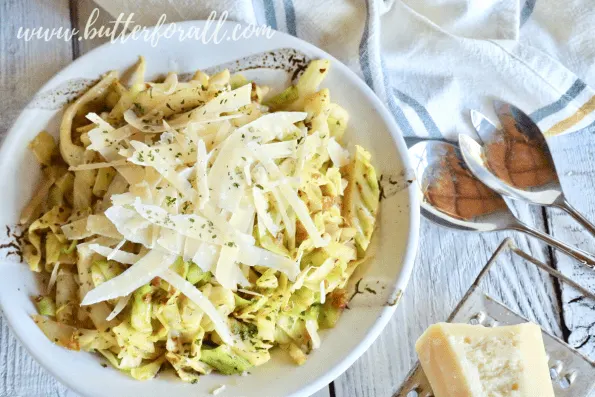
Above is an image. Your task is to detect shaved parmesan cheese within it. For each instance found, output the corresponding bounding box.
[104,205,152,246]
[107,239,126,261]
[243,163,253,186]
[85,120,142,185]
[214,205,250,287]
[182,236,201,261]
[276,183,322,245]
[170,84,252,125]
[86,113,114,133]
[305,318,321,349]
[88,244,141,265]
[256,140,297,159]
[145,143,192,164]
[87,125,133,153]
[132,199,220,244]
[159,131,175,145]
[291,266,312,292]
[169,122,190,153]
[229,206,255,234]
[320,281,326,304]
[200,203,255,247]
[129,181,155,204]
[207,122,233,159]
[86,214,123,239]
[109,192,137,206]
[47,262,60,292]
[195,139,209,209]
[176,164,195,181]
[124,110,242,134]
[294,130,309,175]
[124,85,251,134]
[306,258,336,285]
[248,143,327,248]
[327,137,350,167]
[156,228,185,255]
[340,178,348,195]
[82,249,176,305]
[236,112,307,141]
[208,112,307,212]
[128,141,196,200]
[269,186,295,248]
[214,245,242,290]
[159,269,234,345]
[237,244,299,280]
[193,242,220,272]
[252,188,279,236]
[234,141,296,160]
[106,294,131,321]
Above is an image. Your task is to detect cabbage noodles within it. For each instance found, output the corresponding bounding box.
[21,57,380,382]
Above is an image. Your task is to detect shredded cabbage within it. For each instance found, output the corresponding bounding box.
[21,58,380,381]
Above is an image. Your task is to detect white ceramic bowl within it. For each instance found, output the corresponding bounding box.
[0,21,419,397]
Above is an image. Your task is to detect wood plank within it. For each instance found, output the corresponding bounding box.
[0,0,73,141]
[333,205,563,396]
[546,128,595,361]
[0,0,73,395]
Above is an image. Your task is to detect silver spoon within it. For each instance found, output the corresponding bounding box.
[408,140,595,268]
[463,101,595,238]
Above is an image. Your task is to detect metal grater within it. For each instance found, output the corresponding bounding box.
[394,238,595,397]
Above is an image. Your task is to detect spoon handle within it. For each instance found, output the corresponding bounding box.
[555,198,595,238]
[512,223,595,268]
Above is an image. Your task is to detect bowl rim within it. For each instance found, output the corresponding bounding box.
[0,20,420,397]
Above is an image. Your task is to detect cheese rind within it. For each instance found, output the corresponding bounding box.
[415,322,555,397]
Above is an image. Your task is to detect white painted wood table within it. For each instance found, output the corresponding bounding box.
[1,1,594,396]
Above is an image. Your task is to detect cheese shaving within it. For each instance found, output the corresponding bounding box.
[195,139,209,209]
[81,249,177,305]
[106,294,131,321]
[248,143,327,247]
[159,269,234,345]
[88,244,141,265]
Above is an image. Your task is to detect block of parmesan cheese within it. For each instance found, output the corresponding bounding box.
[415,322,554,397]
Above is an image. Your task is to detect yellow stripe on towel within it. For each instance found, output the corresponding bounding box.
[545,94,595,136]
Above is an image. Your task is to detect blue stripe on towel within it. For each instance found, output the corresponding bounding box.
[388,97,418,137]
[530,78,586,122]
[393,89,442,138]
[263,0,277,29]
[283,0,297,36]
[359,0,374,90]
[520,0,537,27]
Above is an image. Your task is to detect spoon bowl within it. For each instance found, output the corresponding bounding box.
[458,134,561,205]
[465,101,595,238]
[468,105,562,205]
[408,140,516,232]
[409,140,595,268]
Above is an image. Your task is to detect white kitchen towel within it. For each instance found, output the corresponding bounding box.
[93,0,595,140]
